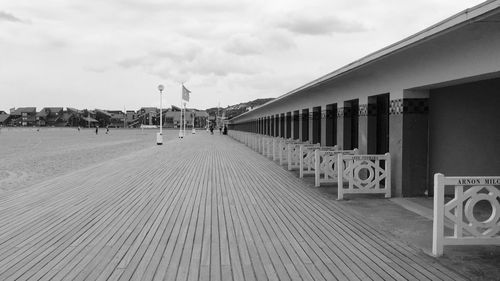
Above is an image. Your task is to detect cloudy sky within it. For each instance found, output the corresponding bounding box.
[1,0,484,111]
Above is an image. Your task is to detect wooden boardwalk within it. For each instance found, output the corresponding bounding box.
[0,133,466,281]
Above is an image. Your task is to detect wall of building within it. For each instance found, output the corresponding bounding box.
[429,77,500,178]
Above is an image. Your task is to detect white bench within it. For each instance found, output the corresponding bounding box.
[314,147,357,187]
[337,153,391,200]
[432,174,500,257]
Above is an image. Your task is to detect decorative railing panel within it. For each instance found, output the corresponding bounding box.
[287,143,303,171]
[337,153,391,200]
[432,174,500,256]
[314,147,358,187]
[299,144,320,178]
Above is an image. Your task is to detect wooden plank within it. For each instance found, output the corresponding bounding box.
[0,133,469,281]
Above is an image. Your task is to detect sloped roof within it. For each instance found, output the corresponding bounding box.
[11,107,36,115]
[0,114,10,123]
[67,107,82,114]
[82,116,98,122]
[95,109,112,117]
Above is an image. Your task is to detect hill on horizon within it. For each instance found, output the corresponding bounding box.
[205,98,274,120]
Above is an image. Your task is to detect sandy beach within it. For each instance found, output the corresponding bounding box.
[0,127,180,193]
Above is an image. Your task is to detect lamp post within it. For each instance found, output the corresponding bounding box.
[157,84,164,145]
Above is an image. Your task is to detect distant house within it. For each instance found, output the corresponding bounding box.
[107,110,125,128]
[95,109,112,126]
[65,108,83,127]
[10,107,37,126]
[36,107,64,126]
[164,110,208,128]
[81,109,99,127]
[125,110,137,126]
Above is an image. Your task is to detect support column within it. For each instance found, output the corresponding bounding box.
[308,107,314,143]
[298,111,303,141]
[358,97,368,154]
[321,105,327,146]
[337,106,345,149]
[389,90,429,197]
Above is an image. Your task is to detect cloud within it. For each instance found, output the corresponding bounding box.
[276,12,367,35]
[224,30,296,56]
[0,11,25,23]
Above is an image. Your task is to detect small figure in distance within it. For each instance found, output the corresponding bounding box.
[223,125,227,135]
[209,124,214,135]
[106,125,109,134]
[95,125,99,135]
[219,126,222,135]
[77,126,80,132]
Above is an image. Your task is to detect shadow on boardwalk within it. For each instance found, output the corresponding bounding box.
[0,133,468,280]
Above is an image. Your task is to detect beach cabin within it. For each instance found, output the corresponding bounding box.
[229,1,500,197]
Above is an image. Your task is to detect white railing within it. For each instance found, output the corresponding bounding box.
[299,144,320,178]
[278,139,299,165]
[287,143,303,171]
[337,153,391,200]
[314,147,357,187]
[432,174,500,257]
[261,136,273,157]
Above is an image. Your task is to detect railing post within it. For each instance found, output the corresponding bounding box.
[432,173,445,257]
[385,152,391,198]
[337,153,344,200]
[314,150,320,187]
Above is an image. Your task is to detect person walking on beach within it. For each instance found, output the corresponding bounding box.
[106,125,109,134]
[219,126,222,135]
[209,124,214,135]
[77,126,80,132]
[95,125,99,135]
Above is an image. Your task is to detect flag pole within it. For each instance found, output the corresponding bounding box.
[178,102,183,138]
[183,102,186,137]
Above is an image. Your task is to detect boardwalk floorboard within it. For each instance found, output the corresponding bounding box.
[0,134,467,281]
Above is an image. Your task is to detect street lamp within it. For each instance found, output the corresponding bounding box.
[157,84,164,145]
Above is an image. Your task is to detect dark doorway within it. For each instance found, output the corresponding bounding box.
[280,113,285,137]
[312,106,321,144]
[266,116,271,136]
[301,109,309,142]
[286,112,292,138]
[274,114,280,137]
[293,110,300,139]
[343,99,359,150]
[368,94,390,154]
[325,103,337,146]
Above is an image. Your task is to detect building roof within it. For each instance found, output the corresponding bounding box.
[95,109,112,117]
[67,107,82,114]
[82,116,98,122]
[44,107,63,112]
[0,114,10,123]
[10,107,37,115]
[232,0,500,121]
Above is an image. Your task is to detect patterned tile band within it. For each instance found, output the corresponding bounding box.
[390,98,429,115]
[359,104,368,116]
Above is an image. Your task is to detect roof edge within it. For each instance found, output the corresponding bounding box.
[232,0,500,121]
